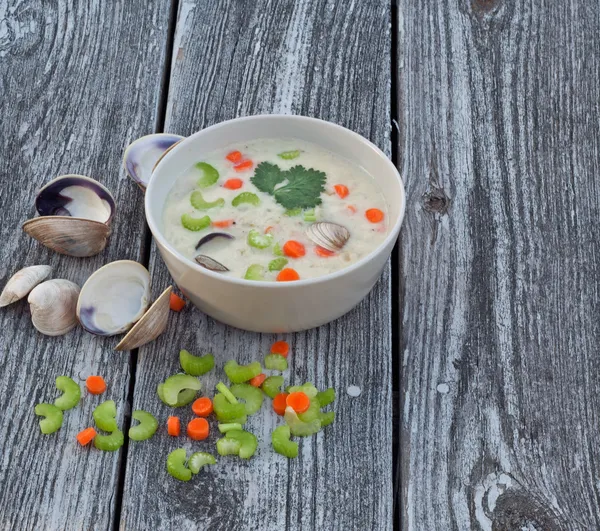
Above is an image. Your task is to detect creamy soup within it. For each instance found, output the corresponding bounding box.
[162,138,389,281]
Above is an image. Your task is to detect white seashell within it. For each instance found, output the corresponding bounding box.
[305,222,350,252]
[28,279,80,336]
[0,265,52,307]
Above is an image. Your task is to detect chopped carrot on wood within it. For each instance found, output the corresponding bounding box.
[286,392,311,414]
[365,208,384,223]
[273,393,289,416]
[187,418,210,440]
[226,150,243,163]
[191,397,213,417]
[167,416,181,436]
[76,427,97,446]
[249,373,267,387]
[276,268,300,282]
[282,240,306,258]
[86,376,106,395]
[270,341,289,358]
[169,292,186,312]
[234,160,253,172]
[223,178,243,190]
[334,184,349,198]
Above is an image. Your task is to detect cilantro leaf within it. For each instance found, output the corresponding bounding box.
[273,165,326,209]
[251,162,285,194]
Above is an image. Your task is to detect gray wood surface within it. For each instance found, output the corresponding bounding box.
[119,1,393,530]
[0,1,170,529]
[398,1,600,529]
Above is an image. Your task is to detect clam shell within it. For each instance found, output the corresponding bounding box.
[115,286,172,351]
[195,232,235,250]
[305,222,350,252]
[123,133,184,190]
[195,255,229,272]
[0,265,52,307]
[28,279,80,336]
[77,260,151,336]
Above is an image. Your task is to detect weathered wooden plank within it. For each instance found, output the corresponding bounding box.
[120,1,393,529]
[0,1,171,529]
[398,1,600,529]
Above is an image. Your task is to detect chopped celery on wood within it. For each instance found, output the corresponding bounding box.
[261,375,284,398]
[272,425,298,458]
[179,350,214,376]
[35,403,63,434]
[161,374,201,406]
[128,410,158,441]
[230,383,264,415]
[264,354,288,371]
[189,452,216,474]
[167,448,192,481]
[93,400,118,432]
[94,429,124,452]
[224,360,262,384]
[54,376,81,411]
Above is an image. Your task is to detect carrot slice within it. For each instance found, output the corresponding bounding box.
[213,219,234,228]
[282,240,306,258]
[234,160,253,172]
[270,341,289,358]
[334,184,349,198]
[76,427,97,446]
[249,373,267,387]
[169,292,186,312]
[191,397,213,417]
[264,226,274,234]
[223,178,243,190]
[286,391,311,414]
[226,150,243,163]
[365,208,384,223]
[276,268,300,282]
[187,417,210,440]
[347,205,357,214]
[273,393,289,416]
[315,246,335,258]
[167,416,181,436]
[86,376,106,395]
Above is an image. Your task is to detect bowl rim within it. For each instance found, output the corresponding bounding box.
[145,114,406,288]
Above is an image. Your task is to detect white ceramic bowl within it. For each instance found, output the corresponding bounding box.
[145,115,405,332]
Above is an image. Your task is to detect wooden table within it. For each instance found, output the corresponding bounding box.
[1,1,598,529]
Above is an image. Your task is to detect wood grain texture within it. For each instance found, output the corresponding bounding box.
[398,1,600,529]
[0,1,170,529]
[119,1,393,529]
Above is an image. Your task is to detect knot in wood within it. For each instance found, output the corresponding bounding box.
[422,186,449,215]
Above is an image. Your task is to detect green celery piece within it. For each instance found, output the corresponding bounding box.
[218,423,243,434]
[218,414,247,425]
[273,243,284,256]
[167,448,192,481]
[286,383,318,399]
[93,400,118,432]
[319,411,335,427]
[35,403,63,434]
[272,425,298,458]
[264,354,288,371]
[179,350,214,376]
[213,393,246,421]
[268,257,288,272]
[247,229,273,249]
[232,191,260,207]
[230,383,264,415]
[161,374,201,406]
[216,382,238,404]
[303,209,316,222]
[181,213,211,231]
[217,438,242,457]
[190,190,225,210]
[284,406,321,437]
[54,376,81,411]
[128,410,158,441]
[157,384,197,407]
[316,388,336,407]
[244,264,265,280]
[189,452,216,474]
[225,429,258,459]
[284,208,302,217]
[224,360,262,384]
[261,376,284,399]
[278,150,301,160]
[298,398,321,423]
[195,162,219,188]
[94,429,124,452]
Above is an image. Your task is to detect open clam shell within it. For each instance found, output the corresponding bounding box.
[306,222,350,253]
[0,265,52,307]
[77,260,151,336]
[28,279,80,336]
[115,286,172,351]
[123,133,184,190]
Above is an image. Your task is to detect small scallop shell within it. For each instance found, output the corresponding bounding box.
[28,279,80,336]
[115,286,172,351]
[0,265,52,307]
[305,222,350,252]
[195,255,229,272]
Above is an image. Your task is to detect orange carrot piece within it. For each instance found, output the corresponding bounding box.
[273,393,289,416]
[191,397,213,417]
[315,246,335,258]
[76,427,97,446]
[249,373,267,387]
[282,240,306,258]
[365,208,384,223]
[170,292,186,312]
[167,416,181,436]
[234,160,253,172]
[270,341,289,358]
[334,184,349,199]
[264,226,274,234]
[86,376,106,395]
[347,205,357,214]
[226,150,243,163]
[286,391,311,414]
[213,219,235,228]
[223,178,243,190]
[276,268,300,282]
[187,417,210,440]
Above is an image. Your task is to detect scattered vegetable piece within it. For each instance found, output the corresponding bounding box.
[86,375,107,395]
[169,292,186,312]
[268,257,288,272]
[187,417,210,440]
[287,383,318,398]
[181,213,211,231]
[247,229,273,249]
[264,354,288,371]
[347,205,357,214]
[93,400,118,432]
[270,340,289,357]
[272,393,289,416]
[94,429,125,451]
[276,268,300,282]
[191,397,213,417]
[167,448,192,481]
[284,208,302,217]
[167,416,181,436]
[216,438,242,456]
[76,427,97,446]
[303,209,316,222]
[262,376,284,399]
[271,425,298,459]
[230,383,264,415]
[161,374,201,406]
[218,423,243,433]
[157,384,197,407]
[334,184,349,198]
[298,398,321,422]
[54,376,81,411]
[232,192,260,207]
[286,391,310,414]
[234,160,254,172]
[315,246,335,258]
[223,178,243,190]
[282,240,306,258]
[195,162,220,188]
[179,350,215,376]
[273,242,284,256]
[365,208,384,223]
[129,410,158,441]
[319,411,335,427]
[216,382,238,404]
[190,190,225,210]
[213,219,235,228]
[224,360,262,384]
[284,406,321,437]
[264,226,274,234]
[223,429,258,459]
[213,393,247,423]
[189,452,216,474]
[226,150,243,163]
[278,150,301,160]
[316,388,336,407]
[244,264,265,281]
[35,403,64,434]
[248,373,267,387]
